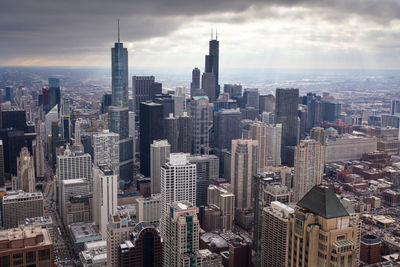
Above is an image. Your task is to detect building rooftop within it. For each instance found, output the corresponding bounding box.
[0,226,52,248]
[69,223,101,243]
[297,185,349,219]
[3,191,43,201]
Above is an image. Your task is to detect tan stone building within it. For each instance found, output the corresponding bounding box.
[0,226,53,266]
[287,185,359,267]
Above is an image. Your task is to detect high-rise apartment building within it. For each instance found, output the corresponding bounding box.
[287,185,359,267]
[150,140,170,194]
[205,34,220,97]
[164,201,201,267]
[93,166,117,239]
[253,173,290,265]
[188,154,219,206]
[213,109,241,151]
[92,130,119,175]
[310,126,325,145]
[230,139,258,210]
[207,183,235,231]
[275,88,299,159]
[191,96,210,155]
[261,201,293,267]
[293,139,324,202]
[2,191,44,229]
[243,122,282,169]
[119,222,162,267]
[160,154,196,237]
[139,101,163,177]
[0,226,53,266]
[108,29,133,183]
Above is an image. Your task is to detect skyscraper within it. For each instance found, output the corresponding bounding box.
[287,185,358,267]
[163,114,179,152]
[49,78,61,112]
[243,122,282,170]
[15,147,35,193]
[60,97,71,142]
[132,76,156,113]
[92,130,120,175]
[205,32,220,98]
[191,96,210,155]
[191,67,201,97]
[163,201,200,267]
[108,23,133,183]
[322,101,342,122]
[177,113,193,153]
[207,183,235,231]
[188,154,219,206]
[306,96,323,131]
[119,222,162,267]
[230,139,258,211]
[201,72,216,102]
[243,88,260,110]
[160,154,196,237]
[139,101,163,177]
[213,109,241,151]
[59,178,90,225]
[275,88,299,160]
[293,139,324,201]
[150,140,170,194]
[93,166,117,239]
[261,201,293,267]
[224,84,242,99]
[0,140,5,189]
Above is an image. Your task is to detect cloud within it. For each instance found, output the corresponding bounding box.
[0,0,399,68]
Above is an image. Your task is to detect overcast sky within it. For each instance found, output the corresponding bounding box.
[1,0,400,70]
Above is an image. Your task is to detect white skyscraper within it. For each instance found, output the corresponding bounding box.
[293,139,325,202]
[150,140,170,194]
[57,148,92,197]
[93,166,118,239]
[160,153,196,237]
[92,130,120,175]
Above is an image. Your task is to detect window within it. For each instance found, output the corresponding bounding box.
[26,251,36,263]
[38,249,50,261]
[0,255,10,267]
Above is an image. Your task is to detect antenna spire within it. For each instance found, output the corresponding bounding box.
[118,19,120,42]
[216,28,218,40]
[211,28,213,40]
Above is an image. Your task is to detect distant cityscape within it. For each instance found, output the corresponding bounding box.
[0,21,399,267]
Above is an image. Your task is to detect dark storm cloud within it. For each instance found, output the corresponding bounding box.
[0,0,399,64]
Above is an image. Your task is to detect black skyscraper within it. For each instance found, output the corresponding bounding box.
[275,88,299,160]
[49,78,61,111]
[139,102,163,177]
[205,31,220,98]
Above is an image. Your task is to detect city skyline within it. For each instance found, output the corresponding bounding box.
[1,0,400,69]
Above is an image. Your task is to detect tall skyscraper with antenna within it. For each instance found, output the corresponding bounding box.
[108,20,134,185]
[205,29,220,98]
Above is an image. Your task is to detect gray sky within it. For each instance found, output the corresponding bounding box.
[1,0,400,69]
